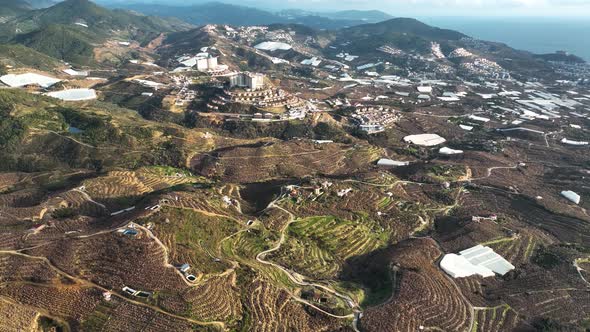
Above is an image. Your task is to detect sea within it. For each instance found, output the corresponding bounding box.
[419,17,590,62]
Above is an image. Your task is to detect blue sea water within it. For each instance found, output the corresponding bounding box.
[419,17,590,62]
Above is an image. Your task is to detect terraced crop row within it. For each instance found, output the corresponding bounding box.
[83,170,197,200]
[182,273,242,322]
[0,254,59,284]
[244,278,344,332]
[272,216,387,279]
[472,305,520,332]
[93,300,198,332]
[362,238,472,332]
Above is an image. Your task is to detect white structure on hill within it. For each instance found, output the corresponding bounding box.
[440,245,515,278]
[0,73,60,88]
[46,89,97,101]
[229,72,265,91]
[561,190,581,204]
[403,133,446,146]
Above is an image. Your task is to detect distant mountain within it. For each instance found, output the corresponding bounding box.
[278,9,392,23]
[118,2,281,27]
[535,51,586,64]
[110,2,390,30]
[0,0,194,64]
[343,18,466,42]
[0,0,32,17]
[329,18,466,55]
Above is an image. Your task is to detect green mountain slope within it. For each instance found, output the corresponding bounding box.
[0,44,62,70]
[13,24,96,65]
[4,0,193,41]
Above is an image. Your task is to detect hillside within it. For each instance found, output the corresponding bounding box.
[13,24,96,65]
[0,44,62,71]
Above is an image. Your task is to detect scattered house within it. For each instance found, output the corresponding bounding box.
[28,224,47,234]
[122,286,137,295]
[222,196,233,205]
[179,263,190,273]
[459,124,474,131]
[337,188,352,197]
[440,245,515,278]
[561,190,581,204]
[403,134,446,146]
[103,291,112,301]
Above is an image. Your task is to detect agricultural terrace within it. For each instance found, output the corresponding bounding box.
[269,216,389,280]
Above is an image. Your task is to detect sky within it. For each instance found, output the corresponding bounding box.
[208,0,590,16]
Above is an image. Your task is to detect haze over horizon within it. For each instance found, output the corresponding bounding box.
[102,0,590,17]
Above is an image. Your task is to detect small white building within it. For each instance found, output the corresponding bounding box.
[561,190,581,204]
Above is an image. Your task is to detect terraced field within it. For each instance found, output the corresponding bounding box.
[243,278,346,332]
[84,299,205,332]
[194,140,380,183]
[0,298,43,331]
[83,168,201,205]
[270,216,389,280]
[181,273,243,322]
[25,232,188,294]
[472,305,521,332]
[485,232,549,266]
[147,207,241,274]
[361,238,472,332]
